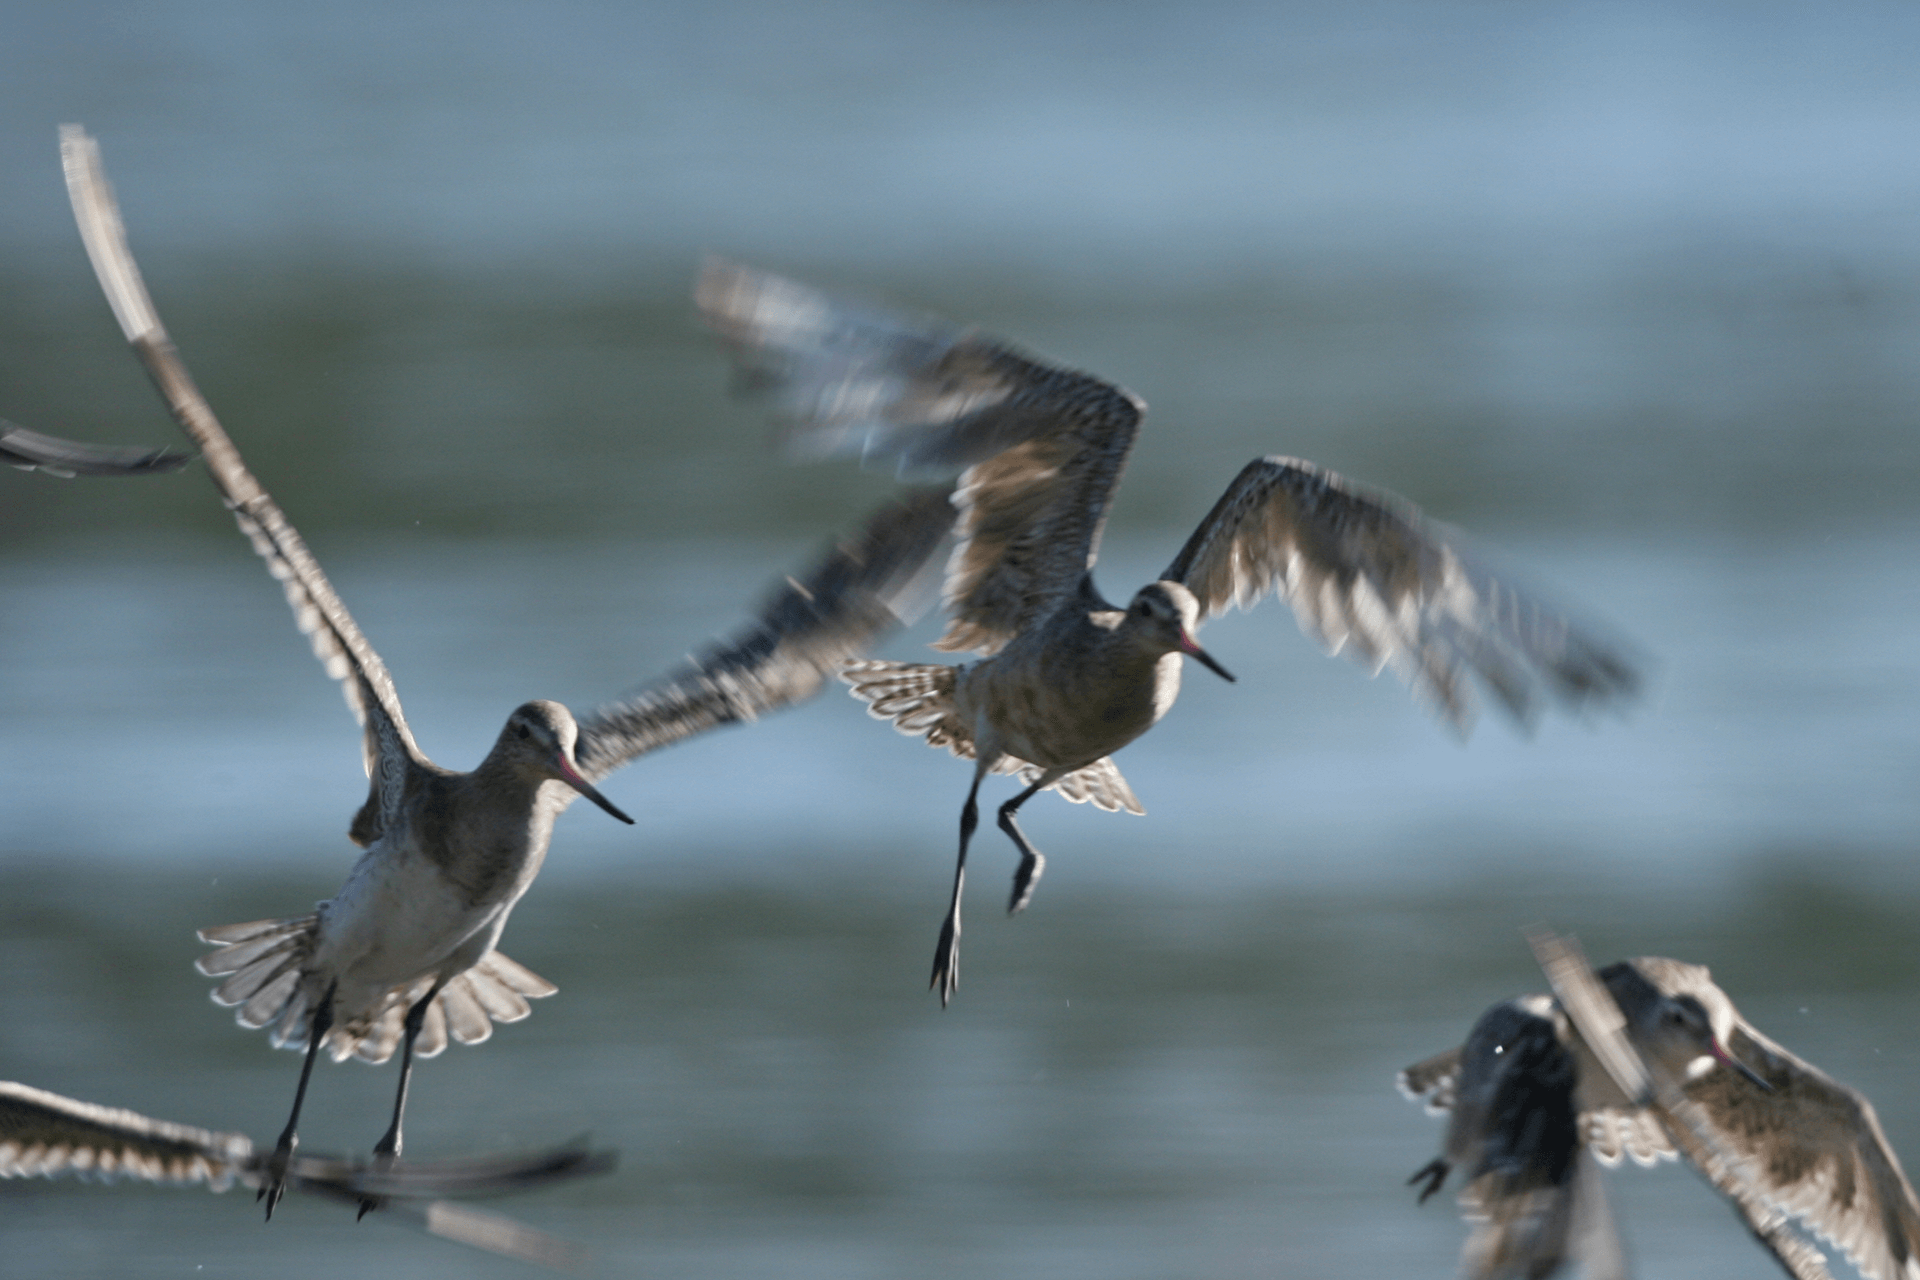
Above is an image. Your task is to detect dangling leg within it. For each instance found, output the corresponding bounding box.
[262,979,335,1221]
[359,980,443,1220]
[931,762,990,1006]
[998,778,1053,914]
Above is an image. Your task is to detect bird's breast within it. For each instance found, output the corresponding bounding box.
[964,638,1178,769]
[312,835,507,996]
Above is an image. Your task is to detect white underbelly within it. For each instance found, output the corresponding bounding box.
[310,843,506,1013]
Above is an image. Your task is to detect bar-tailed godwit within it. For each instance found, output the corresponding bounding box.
[1402,935,1920,1280]
[699,260,1641,1003]
[61,127,951,1215]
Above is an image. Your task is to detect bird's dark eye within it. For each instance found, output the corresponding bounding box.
[514,723,530,740]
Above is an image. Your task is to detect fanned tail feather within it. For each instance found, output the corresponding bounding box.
[843,659,970,754]
[1583,1107,1679,1169]
[195,919,555,1065]
[1021,755,1142,815]
[842,658,1143,814]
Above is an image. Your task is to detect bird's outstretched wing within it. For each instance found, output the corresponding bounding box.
[1682,1023,1920,1280]
[0,1080,613,1270]
[572,487,954,782]
[1161,457,1640,731]
[698,259,1143,656]
[2,419,192,477]
[59,125,426,844]
[1,1078,251,1188]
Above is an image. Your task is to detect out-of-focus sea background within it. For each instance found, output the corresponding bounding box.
[3,3,1917,1277]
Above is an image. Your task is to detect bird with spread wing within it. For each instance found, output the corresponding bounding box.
[700,260,1641,1004]
[60,127,952,1214]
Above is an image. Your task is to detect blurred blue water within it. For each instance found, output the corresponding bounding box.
[2,529,1916,889]
[6,1,1920,276]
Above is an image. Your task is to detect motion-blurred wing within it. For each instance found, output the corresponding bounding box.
[698,259,1144,655]
[60,125,426,845]
[5,1079,611,1271]
[1455,1000,1586,1279]
[299,1137,614,1202]
[572,488,953,782]
[2,420,192,477]
[293,1136,613,1269]
[1161,457,1640,731]
[0,1080,252,1189]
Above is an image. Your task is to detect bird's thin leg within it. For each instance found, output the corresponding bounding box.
[359,982,443,1220]
[997,779,1052,915]
[932,764,990,1006]
[263,980,335,1221]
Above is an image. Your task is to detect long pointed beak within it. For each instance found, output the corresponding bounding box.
[1713,1042,1771,1092]
[1179,633,1236,683]
[553,754,635,825]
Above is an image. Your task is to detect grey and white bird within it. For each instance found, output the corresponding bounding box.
[0,1079,613,1269]
[1402,946,1920,1280]
[699,259,1641,1004]
[61,127,951,1215]
[3,419,191,477]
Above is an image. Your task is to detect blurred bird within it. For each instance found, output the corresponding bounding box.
[3,419,191,477]
[1402,943,1920,1280]
[699,259,1641,1003]
[1,1079,612,1270]
[61,126,951,1215]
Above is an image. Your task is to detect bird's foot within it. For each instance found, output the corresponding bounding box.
[1007,850,1045,915]
[930,915,961,1007]
[258,1134,296,1221]
[358,1137,401,1220]
[1407,1158,1449,1204]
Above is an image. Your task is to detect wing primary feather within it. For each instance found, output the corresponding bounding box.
[1165,456,1641,730]
[59,125,425,840]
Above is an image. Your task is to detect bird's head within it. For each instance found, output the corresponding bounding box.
[500,701,634,825]
[1604,959,1769,1091]
[1125,582,1234,682]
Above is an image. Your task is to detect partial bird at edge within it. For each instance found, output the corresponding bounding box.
[1401,934,1920,1280]
[0,1079,613,1272]
[2,419,192,477]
